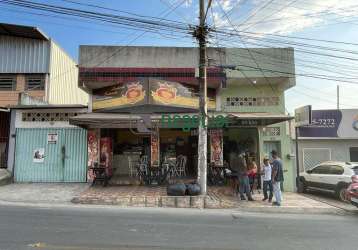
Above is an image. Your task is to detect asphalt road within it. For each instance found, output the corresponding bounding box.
[0,204,357,250]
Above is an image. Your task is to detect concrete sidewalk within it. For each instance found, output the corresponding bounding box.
[0,183,88,204]
[0,183,355,215]
[71,185,354,215]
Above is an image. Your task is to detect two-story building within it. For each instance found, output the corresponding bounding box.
[0,23,89,181]
[71,46,297,191]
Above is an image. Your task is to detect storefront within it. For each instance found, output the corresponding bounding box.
[71,109,292,186]
[76,45,296,190]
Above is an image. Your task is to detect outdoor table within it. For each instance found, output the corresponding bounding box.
[146,166,161,185]
[89,165,109,187]
[208,164,225,186]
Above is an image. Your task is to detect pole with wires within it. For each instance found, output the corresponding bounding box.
[193,0,209,195]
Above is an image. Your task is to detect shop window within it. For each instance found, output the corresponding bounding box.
[22,112,79,122]
[225,96,279,106]
[0,76,16,91]
[263,127,280,137]
[25,75,45,91]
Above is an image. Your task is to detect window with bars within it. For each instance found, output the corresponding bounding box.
[26,75,45,91]
[225,96,280,106]
[21,112,79,122]
[263,127,281,137]
[0,76,16,91]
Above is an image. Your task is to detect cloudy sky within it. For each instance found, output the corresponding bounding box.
[1,0,358,113]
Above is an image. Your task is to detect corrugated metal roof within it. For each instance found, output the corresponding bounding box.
[0,35,50,73]
[0,22,49,40]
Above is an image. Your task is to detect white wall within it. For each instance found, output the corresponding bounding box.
[14,109,86,128]
[297,139,358,172]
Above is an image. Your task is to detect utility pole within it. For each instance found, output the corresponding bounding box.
[194,0,208,195]
[337,85,340,110]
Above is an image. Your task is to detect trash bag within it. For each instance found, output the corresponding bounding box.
[186,183,201,196]
[167,183,187,196]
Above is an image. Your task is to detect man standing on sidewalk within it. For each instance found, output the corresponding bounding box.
[261,157,273,202]
[271,150,284,206]
[238,152,254,201]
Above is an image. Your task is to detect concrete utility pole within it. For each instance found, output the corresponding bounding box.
[194,0,209,195]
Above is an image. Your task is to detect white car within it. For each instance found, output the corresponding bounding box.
[299,161,358,201]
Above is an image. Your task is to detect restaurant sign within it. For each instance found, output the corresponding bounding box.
[149,79,216,110]
[299,109,358,138]
[93,81,146,111]
[92,78,216,111]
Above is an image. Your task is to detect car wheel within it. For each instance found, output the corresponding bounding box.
[336,185,348,202]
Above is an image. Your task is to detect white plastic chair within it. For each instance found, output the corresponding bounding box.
[128,157,138,177]
[174,155,187,177]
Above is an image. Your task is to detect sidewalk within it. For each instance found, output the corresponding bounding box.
[0,183,354,215]
[0,183,88,204]
[71,185,352,215]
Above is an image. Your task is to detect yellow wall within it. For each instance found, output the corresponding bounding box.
[48,41,88,105]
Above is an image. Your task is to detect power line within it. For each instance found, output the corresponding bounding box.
[214,32,358,62]
[216,0,282,101]
[233,4,358,28]
[239,0,300,32]
[289,89,358,108]
[210,7,286,116]
[0,0,191,35]
[24,0,191,82]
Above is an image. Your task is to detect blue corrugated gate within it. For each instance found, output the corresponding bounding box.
[14,128,87,182]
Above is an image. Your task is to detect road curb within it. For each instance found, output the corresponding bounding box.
[232,206,348,216]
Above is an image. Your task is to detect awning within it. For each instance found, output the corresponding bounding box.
[70,112,293,128]
[226,112,293,126]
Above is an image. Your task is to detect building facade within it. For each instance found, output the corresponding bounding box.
[0,22,88,169]
[72,46,297,191]
[297,109,358,172]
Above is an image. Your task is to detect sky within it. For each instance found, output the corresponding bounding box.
[1,0,358,114]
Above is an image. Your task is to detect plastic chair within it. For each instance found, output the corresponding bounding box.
[174,155,186,177]
[128,157,138,177]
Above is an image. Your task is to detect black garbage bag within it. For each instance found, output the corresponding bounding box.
[167,183,187,196]
[186,183,201,196]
